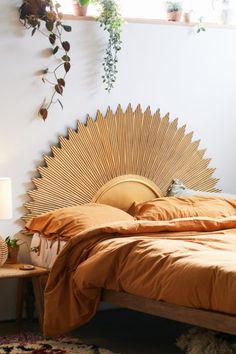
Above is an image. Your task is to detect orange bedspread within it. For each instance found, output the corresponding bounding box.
[44,216,236,336]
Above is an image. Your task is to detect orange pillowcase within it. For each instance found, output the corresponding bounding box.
[131,196,236,221]
[25,203,134,238]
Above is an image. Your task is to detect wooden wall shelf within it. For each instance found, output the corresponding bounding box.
[63,14,236,30]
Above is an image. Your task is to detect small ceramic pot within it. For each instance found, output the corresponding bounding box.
[167,11,182,22]
[6,246,19,264]
[183,12,191,23]
[73,3,88,16]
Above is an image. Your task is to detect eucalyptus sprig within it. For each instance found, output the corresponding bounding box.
[19,0,72,120]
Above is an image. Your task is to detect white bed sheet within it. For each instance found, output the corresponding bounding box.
[30,233,67,269]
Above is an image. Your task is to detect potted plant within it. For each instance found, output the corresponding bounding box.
[166,1,183,22]
[5,236,20,264]
[72,0,89,16]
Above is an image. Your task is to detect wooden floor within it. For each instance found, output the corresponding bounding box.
[0,308,190,353]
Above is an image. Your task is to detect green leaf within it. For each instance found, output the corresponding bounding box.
[49,33,56,45]
[80,0,90,5]
[39,108,48,120]
[53,46,59,55]
[55,84,63,95]
[46,21,54,32]
[62,25,72,32]
[64,62,71,73]
[31,28,36,36]
[62,55,70,62]
[62,41,70,52]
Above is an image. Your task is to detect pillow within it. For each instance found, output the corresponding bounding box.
[167,179,236,199]
[25,203,134,238]
[132,195,236,221]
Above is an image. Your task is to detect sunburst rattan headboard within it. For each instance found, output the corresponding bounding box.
[24,104,219,221]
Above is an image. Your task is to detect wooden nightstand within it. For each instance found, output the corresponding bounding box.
[0,263,49,331]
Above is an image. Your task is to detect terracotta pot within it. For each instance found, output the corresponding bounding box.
[6,246,19,264]
[167,11,182,22]
[73,3,88,16]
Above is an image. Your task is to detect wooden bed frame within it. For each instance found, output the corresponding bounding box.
[102,290,236,335]
[25,104,236,335]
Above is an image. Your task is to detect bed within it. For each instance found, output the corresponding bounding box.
[24,104,236,336]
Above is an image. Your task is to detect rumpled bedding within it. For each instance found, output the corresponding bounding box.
[44,216,236,336]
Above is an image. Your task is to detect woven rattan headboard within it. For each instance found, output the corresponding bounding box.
[24,104,219,221]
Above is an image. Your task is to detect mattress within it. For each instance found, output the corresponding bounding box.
[30,233,67,269]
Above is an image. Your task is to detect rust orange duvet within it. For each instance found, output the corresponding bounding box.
[44,216,236,336]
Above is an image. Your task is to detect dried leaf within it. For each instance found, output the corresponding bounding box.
[39,108,48,120]
[64,62,71,73]
[62,41,70,52]
[55,84,63,95]
[57,78,65,87]
[49,33,56,45]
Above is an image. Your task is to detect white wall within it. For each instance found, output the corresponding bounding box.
[1,0,236,319]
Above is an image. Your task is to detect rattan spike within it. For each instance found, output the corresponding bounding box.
[107,111,122,176]
[157,121,185,171]
[138,107,151,174]
[153,118,180,176]
[94,114,114,177]
[95,112,115,181]
[37,167,94,201]
[125,104,133,115]
[142,109,162,177]
[24,104,219,220]
[159,135,202,179]
[136,106,147,175]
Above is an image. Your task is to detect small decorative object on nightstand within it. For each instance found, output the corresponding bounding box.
[0,178,12,267]
[5,236,20,264]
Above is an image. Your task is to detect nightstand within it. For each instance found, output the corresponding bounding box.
[0,263,49,331]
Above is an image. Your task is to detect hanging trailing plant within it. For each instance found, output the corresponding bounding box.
[19,0,123,120]
[19,0,72,120]
[76,0,123,92]
[97,0,123,92]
